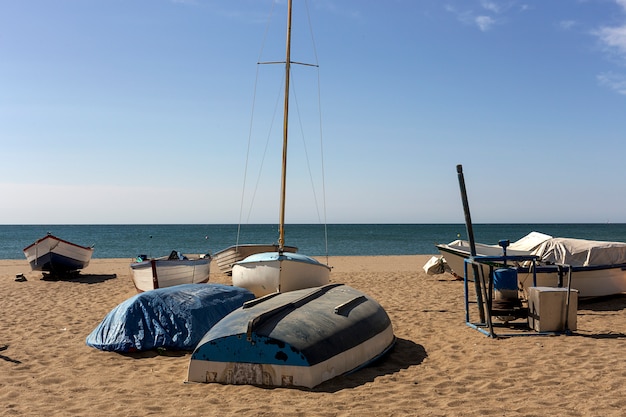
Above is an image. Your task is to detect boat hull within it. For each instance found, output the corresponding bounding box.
[130,256,211,292]
[437,241,626,298]
[23,234,93,274]
[214,244,297,275]
[231,251,331,297]
[187,283,395,388]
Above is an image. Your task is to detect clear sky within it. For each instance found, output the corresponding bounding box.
[2,0,626,225]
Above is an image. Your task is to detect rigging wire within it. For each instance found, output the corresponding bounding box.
[236,0,278,247]
[236,0,329,258]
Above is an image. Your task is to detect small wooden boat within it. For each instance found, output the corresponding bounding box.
[214,244,297,275]
[186,283,395,389]
[130,251,211,292]
[23,233,94,275]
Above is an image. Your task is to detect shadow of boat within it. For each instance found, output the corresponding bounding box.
[311,337,427,392]
[578,294,626,312]
[41,272,117,284]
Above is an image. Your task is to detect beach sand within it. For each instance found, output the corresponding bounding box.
[1,255,626,416]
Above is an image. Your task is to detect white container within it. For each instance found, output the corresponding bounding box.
[527,287,578,332]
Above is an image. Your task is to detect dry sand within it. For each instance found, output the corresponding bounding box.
[1,255,626,416]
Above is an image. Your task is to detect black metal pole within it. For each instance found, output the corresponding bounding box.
[456,164,485,323]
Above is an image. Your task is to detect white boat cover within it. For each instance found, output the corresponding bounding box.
[509,231,553,251]
[423,256,451,275]
[533,238,626,267]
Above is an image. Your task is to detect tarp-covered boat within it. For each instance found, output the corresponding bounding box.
[187,283,395,388]
[86,284,255,352]
[23,233,94,275]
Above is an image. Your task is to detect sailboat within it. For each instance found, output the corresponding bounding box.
[231,0,331,297]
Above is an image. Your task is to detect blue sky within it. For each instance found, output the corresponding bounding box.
[2,0,626,224]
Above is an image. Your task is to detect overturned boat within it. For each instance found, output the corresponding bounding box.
[23,233,94,276]
[187,283,395,389]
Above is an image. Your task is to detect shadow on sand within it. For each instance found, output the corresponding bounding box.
[312,337,427,392]
[41,272,117,284]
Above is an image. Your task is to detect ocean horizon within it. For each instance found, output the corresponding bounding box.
[3,223,626,260]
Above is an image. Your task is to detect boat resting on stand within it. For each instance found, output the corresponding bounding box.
[214,244,297,275]
[23,233,94,277]
[437,233,626,298]
[130,250,211,292]
[186,283,395,389]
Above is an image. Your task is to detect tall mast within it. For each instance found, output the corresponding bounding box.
[278,0,292,252]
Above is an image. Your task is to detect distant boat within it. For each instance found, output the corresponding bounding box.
[231,0,331,296]
[23,233,94,276]
[214,244,297,275]
[130,250,211,292]
[186,283,395,388]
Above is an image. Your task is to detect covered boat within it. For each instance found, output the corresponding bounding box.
[436,231,553,278]
[187,283,395,389]
[23,233,94,275]
[86,284,255,352]
[130,251,211,292]
[436,232,626,298]
[518,237,626,298]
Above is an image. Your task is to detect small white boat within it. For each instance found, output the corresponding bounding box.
[130,251,211,292]
[214,244,297,275]
[23,233,94,275]
[232,251,331,297]
[436,232,626,298]
[436,231,552,278]
[230,0,330,295]
[186,283,395,389]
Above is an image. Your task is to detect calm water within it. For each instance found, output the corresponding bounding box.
[3,223,626,260]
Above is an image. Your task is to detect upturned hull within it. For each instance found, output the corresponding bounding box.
[187,283,395,388]
[231,251,331,297]
[130,256,211,292]
[23,234,94,274]
[214,244,297,275]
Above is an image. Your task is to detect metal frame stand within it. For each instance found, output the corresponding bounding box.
[464,255,574,338]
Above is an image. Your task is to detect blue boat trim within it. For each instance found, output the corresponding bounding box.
[191,284,393,367]
[30,253,86,272]
[236,251,327,267]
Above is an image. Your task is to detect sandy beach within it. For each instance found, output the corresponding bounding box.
[1,255,626,416]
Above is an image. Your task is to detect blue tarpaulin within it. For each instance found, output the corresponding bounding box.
[86,284,255,352]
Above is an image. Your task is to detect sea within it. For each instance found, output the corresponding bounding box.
[3,223,626,260]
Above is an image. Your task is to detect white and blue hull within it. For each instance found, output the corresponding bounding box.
[23,234,94,274]
[231,251,331,297]
[187,283,395,388]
